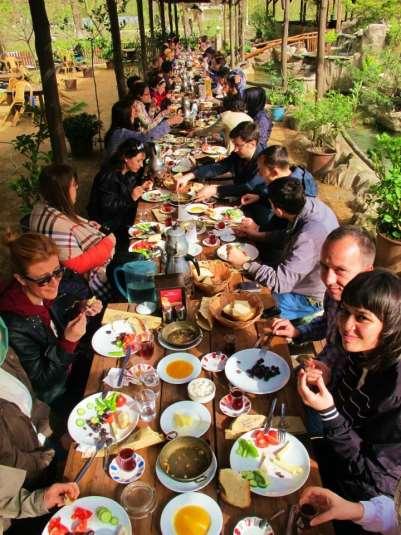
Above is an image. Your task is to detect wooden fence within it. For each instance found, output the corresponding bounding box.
[245,31,318,60]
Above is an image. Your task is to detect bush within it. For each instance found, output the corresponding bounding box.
[249,12,279,41]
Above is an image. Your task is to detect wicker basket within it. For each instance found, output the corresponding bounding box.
[209,291,264,329]
[191,260,231,296]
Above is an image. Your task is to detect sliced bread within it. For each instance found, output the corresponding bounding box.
[225,414,266,440]
[219,468,251,509]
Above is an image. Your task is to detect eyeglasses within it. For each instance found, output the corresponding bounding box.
[24,266,65,287]
[233,141,248,150]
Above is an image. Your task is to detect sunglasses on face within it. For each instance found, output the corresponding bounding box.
[24,266,65,287]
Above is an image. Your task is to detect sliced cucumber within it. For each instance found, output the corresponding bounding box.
[86,402,94,409]
[75,418,85,427]
[77,408,85,416]
[110,516,119,525]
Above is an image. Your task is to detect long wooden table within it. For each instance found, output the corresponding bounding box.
[64,200,334,535]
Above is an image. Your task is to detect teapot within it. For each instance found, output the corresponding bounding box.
[113,260,157,303]
[150,143,164,176]
[163,226,200,276]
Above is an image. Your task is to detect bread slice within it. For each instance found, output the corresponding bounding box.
[232,300,255,321]
[225,414,266,440]
[219,468,251,509]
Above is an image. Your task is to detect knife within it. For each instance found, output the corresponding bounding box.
[117,346,131,388]
[263,397,277,434]
[74,432,107,483]
[285,504,298,535]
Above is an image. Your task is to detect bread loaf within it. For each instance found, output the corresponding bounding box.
[219,469,251,508]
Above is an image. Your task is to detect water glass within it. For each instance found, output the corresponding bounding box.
[141,369,161,398]
[138,388,157,422]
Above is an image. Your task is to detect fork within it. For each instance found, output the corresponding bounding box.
[278,402,287,443]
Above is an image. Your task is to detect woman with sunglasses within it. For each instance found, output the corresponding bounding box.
[30,164,115,300]
[0,233,100,407]
[88,138,152,248]
[298,269,401,503]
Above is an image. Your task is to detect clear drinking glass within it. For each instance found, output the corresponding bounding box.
[138,388,157,422]
[141,370,161,398]
[120,481,157,520]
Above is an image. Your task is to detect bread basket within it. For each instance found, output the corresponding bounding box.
[191,260,231,296]
[209,291,264,329]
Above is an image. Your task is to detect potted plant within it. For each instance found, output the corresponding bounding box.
[267,89,288,122]
[293,91,354,175]
[101,41,114,69]
[63,112,102,158]
[368,133,401,271]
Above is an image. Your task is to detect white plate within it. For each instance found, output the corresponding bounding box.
[173,148,192,156]
[157,352,202,384]
[202,237,220,247]
[201,351,228,372]
[173,159,192,173]
[186,203,208,215]
[67,391,139,447]
[210,206,244,222]
[142,189,171,202]
[202,145,227,156]
[230,429,310,497]
[234,516,274,535]
[220,230,236,242]
[160,400,211,437]
[108,452,145,484]
[91,320,135,358]
[217,242,259,262]
[136,301,157,315]
[157,330,203,352]
[128,239,165,257]
[160,492,223,535]
[128,222,163,238]
[156,452,217,493]
[42,496,132,535]
[225,349,291,395]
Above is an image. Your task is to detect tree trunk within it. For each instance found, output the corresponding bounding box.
[28,0,67,164]
[238,0,245,63]
[148,0,154,39]
[335,0,342,32]
[229,0,235,67]
[181,6,188,39]
[136,0,148,75]
[273,0,278,19]
[167,0,173,35]
[69,0,83,38]
[316,0,328,99]
[302,0,308,23]
[234,1,239,64]
[159,0,166,39]
[106,0,126,101]
[223,4,227,48]
[281,0,290,91]
[174,2,179,37]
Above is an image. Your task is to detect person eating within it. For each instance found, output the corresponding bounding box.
[298,269,401,501]
[226,177,338,320]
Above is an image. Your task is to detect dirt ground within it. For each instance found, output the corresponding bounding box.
[0,66,354,278]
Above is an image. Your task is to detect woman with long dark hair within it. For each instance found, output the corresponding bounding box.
[298,269,401,502]
[104,98,181,157]
[30,164,115,300]
[87,139,153,247]
[244,86,272,147]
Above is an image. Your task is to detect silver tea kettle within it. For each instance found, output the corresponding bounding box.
[163,226,200,276]
[150,143,164,176]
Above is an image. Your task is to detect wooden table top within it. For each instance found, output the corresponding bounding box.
[64,201,335,534]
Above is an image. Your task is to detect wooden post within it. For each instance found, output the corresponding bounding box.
[302,0,308,23]
[316,0,328,99]
[148,0,154,39]
[229,0,235,67]
[174,1,179,37]
[281,0,290,92]
[106,0,127,101]
[234,0,239,64]
[28,0,67,164]
[167,0,173,35]
[336,0,342,33]
[136,0,148,76]
[223,3,227,48]
[159,0,166,39]
[238,0,245,63]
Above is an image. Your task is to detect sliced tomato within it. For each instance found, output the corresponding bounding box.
[48,517,69,535]
[254,429,280,447]
[255,436,270,448]
[265,429,280,445]
[104,412,114,423]
[116,394,126,407]
[71,506,93,520]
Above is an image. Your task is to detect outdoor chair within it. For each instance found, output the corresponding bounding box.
[0,79,32,127]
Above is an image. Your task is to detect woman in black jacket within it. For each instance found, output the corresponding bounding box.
[0,233,101,408]
[298,269,401,502]
[87,139,153,248]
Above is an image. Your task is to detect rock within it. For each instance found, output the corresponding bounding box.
[375,111,401,133]
[352,170,379,194]
[362,24,388,53]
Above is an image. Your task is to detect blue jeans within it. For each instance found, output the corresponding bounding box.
[272,292,323,320]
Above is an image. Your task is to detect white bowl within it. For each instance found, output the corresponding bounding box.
[187,378,216,404]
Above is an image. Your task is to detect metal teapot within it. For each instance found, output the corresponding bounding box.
[150,143,164,176]
[163,226,200,276]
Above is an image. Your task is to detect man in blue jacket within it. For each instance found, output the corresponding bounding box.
[241,145,317,230]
